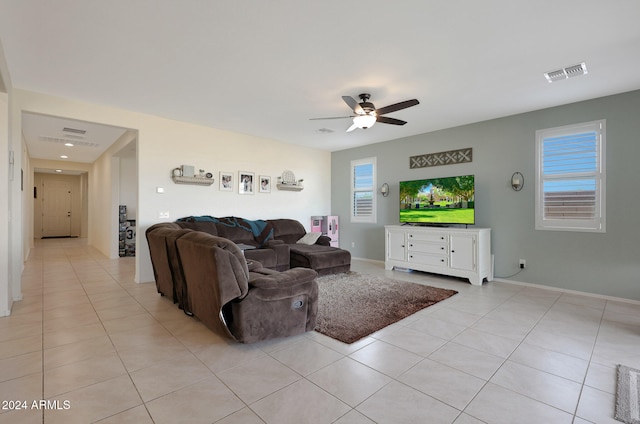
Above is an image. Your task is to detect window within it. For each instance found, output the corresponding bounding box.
[351,157,376,223]
[535,119,606,232]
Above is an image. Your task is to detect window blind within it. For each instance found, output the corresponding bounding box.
[541,131,598,220]
[535,119,605,232]
[351,158,376,223]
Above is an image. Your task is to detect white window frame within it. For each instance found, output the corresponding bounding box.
[535,119,606,232]
[350,157,377,224]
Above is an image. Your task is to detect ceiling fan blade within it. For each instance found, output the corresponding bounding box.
[376,99,419,116]
[377,116,407,126]
[346,122,359,132]
[342,96,364,114]
[309,116,353,121]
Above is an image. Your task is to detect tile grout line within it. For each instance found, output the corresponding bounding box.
[570,299,608,423]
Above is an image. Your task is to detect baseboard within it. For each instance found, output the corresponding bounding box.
[351,257,384,265]
[493,278,640,306]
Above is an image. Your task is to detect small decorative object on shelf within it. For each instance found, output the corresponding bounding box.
[171,167,215,186]
[276,170,304,191]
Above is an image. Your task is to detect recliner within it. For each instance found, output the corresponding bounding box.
[175,231,318,343]
[145,223,194,314]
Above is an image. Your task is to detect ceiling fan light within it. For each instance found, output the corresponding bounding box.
[353,114,376,129]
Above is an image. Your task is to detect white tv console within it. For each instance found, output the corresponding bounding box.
[385,225,492,286]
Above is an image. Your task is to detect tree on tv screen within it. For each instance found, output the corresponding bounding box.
[401,175,474,204]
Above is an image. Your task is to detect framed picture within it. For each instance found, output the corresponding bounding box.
[219,171,233,192]
[238,171,254,194]
[259,175,271,193]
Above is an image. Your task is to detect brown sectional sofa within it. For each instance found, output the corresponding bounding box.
[145,217,350,343]
[174,216,351,276]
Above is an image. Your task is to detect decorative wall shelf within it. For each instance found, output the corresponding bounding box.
[171,176,215,186]
[276,183,304,191]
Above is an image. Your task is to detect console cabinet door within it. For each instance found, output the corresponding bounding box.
[387,229,406,262]
[450,234,475,271]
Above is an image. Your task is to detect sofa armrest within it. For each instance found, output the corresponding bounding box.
[261,242,290,270]
[316,235,332,246]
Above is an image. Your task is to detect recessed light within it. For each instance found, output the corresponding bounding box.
[60,155,68,159]
[55,169,63,173]
[64,143,74,147]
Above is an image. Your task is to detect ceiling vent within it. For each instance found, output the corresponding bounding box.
[544,62,588,83]
[62,127,87,135]
[63,133,86,140]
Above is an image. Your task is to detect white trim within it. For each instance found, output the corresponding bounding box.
[493,278,640,305]
[351,257,384,265]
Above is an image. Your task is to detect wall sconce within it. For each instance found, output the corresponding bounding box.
[380,183,389,197]
[511,172,524,191]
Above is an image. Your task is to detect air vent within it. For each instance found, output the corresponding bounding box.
[544,62,588,83]
[39,136,100,148]
[63,127,87,135]
[316,128,334,134]
[63,134,86,140]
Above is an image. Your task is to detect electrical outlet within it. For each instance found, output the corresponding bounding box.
[519,259,526,269]
[351,242,355,248]
[159,211,170,219]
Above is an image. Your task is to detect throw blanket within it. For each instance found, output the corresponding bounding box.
[176,216,274,247]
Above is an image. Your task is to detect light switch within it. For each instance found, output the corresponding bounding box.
[157,187,164,193]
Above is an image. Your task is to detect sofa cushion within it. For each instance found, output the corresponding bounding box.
[175,221,219,236]
[216,224,258,244]
[268,219,307,244]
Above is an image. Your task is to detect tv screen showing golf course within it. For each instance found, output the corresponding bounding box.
[399,175,475,225]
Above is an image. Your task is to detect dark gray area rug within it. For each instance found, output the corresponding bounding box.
[616,364,640,424]
[314,271,457,344]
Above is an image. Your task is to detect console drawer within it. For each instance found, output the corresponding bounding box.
[408,252,448,267]
[407,232,448,243]
[407,241,448,255]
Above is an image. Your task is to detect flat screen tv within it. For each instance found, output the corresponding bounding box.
[399,174,475,225]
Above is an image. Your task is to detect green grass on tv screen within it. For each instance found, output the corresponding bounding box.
[400,207,474,224]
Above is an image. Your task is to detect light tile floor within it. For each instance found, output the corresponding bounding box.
[1,238,639,423]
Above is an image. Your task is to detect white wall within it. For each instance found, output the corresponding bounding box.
[0,36,20,316]
[119,151,137,220]
[15,89,332,287]
[0,76,10,315]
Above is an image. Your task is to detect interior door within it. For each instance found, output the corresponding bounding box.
[42,180,72,237]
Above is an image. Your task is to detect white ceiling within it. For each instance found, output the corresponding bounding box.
[1,1,640,163]
[22,112,128,163]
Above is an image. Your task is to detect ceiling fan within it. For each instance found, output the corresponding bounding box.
[311,93,419,132]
